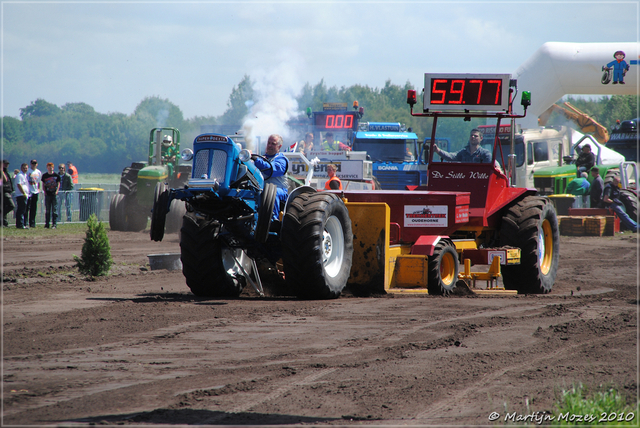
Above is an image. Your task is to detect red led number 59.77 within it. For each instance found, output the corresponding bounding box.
[423,74,510,111]
[431,79,501,105]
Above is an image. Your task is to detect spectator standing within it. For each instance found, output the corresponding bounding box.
[434,129,492,163]
[12,168,19,218]
[66,161,79,185]
[324,164,343,190]
[27,159,42,228]
[58,164,74,222]
[14,163,30,229]
[41,162,61,229]
[602,175,639,232]
[589,167,604,208]
[2,160,15,226]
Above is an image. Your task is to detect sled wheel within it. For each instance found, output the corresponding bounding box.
[150,182,168,241]
[165,199,186,234]
[427,240,459,295]
[500,196,559,294]
[255,183,276,243]
[109,194,125,231]
[281,192,353,299]
[180,212,245,297]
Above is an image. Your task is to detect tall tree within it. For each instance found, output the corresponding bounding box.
[133,96,184,129]
[219,75,254,125]
[19,99,61,119]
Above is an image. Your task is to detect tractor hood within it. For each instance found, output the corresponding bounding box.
[138,165,169,181]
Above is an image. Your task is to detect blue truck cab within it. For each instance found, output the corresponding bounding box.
[353,122,424,190]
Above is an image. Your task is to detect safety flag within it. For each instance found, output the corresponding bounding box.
[285,142,298,152]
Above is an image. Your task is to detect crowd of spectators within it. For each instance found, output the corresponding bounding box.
[1,159,77,228]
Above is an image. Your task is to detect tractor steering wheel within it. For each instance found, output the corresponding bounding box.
[251,154,274,180]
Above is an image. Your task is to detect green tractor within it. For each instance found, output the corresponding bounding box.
[109,127,191,232]
[533,134,636,195]
[533,134,638,219]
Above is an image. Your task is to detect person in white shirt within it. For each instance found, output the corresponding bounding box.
[15,163,31,229]
[26,159,42,228]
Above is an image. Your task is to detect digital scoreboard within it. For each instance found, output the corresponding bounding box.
[423,73,510,112]
[313,111,360,131]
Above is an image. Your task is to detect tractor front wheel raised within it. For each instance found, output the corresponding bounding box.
[500,196,559,294]
[427,240,459,295]
[255,183,276,243]
[281,192,353,299]
[180,212,245,297]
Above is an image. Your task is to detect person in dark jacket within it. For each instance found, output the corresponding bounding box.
[58,164,74,222]
[575,144,596,176]
[434,129,492,163]
[1,160,15,226]
[589,167,604,208]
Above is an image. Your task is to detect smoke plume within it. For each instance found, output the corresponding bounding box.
[242,50,304,152]
[156,108,169,127]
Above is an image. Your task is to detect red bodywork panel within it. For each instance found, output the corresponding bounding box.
[339,162,536,246]
[416,162,535,228]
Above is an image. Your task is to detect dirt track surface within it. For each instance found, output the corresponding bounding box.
[2,230,638,426]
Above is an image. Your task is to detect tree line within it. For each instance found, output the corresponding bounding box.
[2,75,637,174]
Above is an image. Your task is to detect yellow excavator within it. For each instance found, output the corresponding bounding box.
[538,102,610,144]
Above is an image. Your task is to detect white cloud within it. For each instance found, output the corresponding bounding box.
[2,1,638,119]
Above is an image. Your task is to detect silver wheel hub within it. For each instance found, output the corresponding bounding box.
[322,230,333,263]
[322,216,344,278]
[538,228,545,266]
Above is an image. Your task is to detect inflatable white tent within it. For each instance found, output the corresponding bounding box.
[514,42,639,128]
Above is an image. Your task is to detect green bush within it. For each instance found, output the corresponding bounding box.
[553,384,638,426]
[74,214,113,277]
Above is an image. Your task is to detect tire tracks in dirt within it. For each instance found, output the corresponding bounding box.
[414,327,634,422]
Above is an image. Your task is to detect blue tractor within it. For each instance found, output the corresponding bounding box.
[150,133,354,299]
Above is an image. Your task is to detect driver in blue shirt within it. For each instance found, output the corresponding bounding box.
[252,134,289,220]
[434,129,492,163]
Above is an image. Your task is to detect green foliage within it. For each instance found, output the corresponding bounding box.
[19,98,61,119]
[2,81,636,175]
[134,96,184,128]
[553,384,638,425]
[73,214,113,277]
[219,75,254,125]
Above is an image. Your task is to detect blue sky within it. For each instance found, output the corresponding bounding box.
[2,1,638,120]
